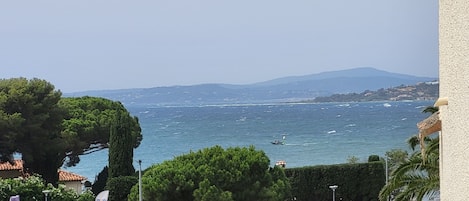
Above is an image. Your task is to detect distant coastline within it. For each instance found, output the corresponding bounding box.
[65,67,437,106]
[302,81,439,103]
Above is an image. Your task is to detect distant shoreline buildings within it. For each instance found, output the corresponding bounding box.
[310,81,439,103]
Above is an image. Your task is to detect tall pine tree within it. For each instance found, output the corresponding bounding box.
[0,78,65,185]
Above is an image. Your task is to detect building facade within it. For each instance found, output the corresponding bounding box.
[439,0,469,200]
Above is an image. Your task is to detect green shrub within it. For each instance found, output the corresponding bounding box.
[128,146,291,201]
[77,190,96,201]
[368,155,380,162]
[107,175,138,201]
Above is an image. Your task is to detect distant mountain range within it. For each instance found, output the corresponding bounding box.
[66,67,437,106]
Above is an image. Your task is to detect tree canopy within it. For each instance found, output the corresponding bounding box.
[0,78,65,184]
[59,96,142,167]
[128,145,291,201]
[0,78,142,184]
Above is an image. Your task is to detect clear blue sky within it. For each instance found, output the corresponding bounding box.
[0,0,438,93]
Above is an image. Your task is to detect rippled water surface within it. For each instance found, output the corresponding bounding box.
[67,101,433,181]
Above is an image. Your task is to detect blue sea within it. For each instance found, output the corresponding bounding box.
[65,100,434,181]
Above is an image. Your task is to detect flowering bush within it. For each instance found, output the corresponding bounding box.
[0,175,95,201]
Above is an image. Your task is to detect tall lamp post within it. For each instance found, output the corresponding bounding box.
[329,185,338,201]
[138,160,142,201]
[42,190,51,201]
[385,157,390,201]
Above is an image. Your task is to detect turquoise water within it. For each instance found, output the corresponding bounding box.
[66,101,433,181]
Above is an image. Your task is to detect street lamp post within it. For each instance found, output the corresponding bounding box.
[42,190,51,201]
[329,185,338,201]
[385,157,390,201]
[138,160,142,201]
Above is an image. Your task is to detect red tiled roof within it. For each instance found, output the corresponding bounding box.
[59,169,87,181]
[0,159,23,170]
[0,160,86,181]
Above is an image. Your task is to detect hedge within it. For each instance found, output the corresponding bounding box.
[285,161,385,201]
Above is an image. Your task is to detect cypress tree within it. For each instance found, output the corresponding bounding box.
[108,110,135,178]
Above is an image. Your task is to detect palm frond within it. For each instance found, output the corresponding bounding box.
[422,106,439,114]
[380,137,440,201]
[407,135,420,151]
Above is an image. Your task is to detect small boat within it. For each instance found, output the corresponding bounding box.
[271,140,285,145]
[271,135,286,145]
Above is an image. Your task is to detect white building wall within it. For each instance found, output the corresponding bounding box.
[61,181,83,194]
[439,1,469,200]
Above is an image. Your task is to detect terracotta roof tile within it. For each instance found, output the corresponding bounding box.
[0,160,86,181]
[0,159,23,170]
[58,169,87,181]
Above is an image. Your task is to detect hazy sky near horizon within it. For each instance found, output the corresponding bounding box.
[1,1,438,92]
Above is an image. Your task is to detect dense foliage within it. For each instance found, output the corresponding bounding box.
[128,145,291,201]
[0,175,94,201]
[59,96,142,167]
[92,166,109,195]
[285,161,385,201]
[107,175,138,201]
[0,78,142,185]
[0,78,66,184]
[368,154,381,162]
[107,110,138,200]
[108,110,136,178]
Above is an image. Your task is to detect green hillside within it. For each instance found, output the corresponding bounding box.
[310,81,439,103]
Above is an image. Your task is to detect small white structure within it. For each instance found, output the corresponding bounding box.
[275,160,286,168]
[95,190,109,201]
[9,195,20,201]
